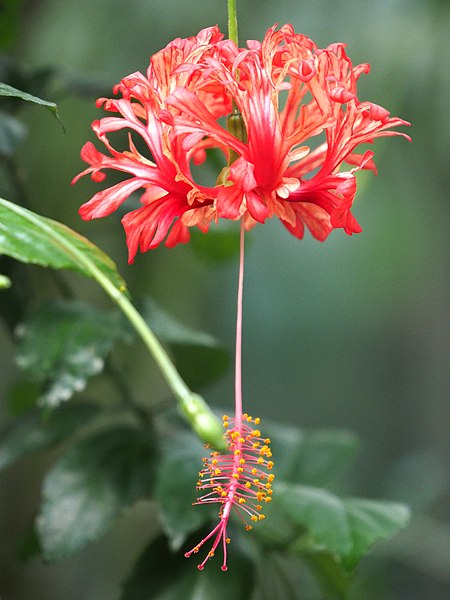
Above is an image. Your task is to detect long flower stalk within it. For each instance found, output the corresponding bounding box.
[184,223,274,571]
[234,222,245,430]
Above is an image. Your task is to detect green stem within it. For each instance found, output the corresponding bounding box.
[227,0,238,45]
[74,260,225,449]
[1,198,225,450]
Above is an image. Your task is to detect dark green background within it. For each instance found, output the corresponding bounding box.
[0,0,448,598]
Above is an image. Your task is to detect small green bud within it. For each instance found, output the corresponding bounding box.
[226,109,248,144]
[179,393,226,451]
[226,108,247,167]
[0,274,12,289]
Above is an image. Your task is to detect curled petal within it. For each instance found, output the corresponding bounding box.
[79,178,147,219]
[329,87,356,103]
[245,191,270,223]
[298,58,316,82]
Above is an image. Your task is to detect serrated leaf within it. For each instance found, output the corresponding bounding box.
[37,425,157,561]
[16,300,128,408]
[341,498,411,569]
[121,533,255,600]
[0,197,127,293]
[0,401,99,471]
[155,432,214,550]
[142,298,229,389]
[268,482,410,570]
[0,82,63,127]
[267,421,359,486]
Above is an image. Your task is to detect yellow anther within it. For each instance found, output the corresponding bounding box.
[252,430,261,437]
[208,551,215,558]
[245,525,253,531]
[238,498,246,504]
[257,457,264,465]
[234,449,241,455]
[253,478,260,484]
[254,417,260,424]
[264,437,270,443]
[214,469,221,475]
[256,504,262,511]
[258,514,266,521]
[232,473,239,479]
[251,515,258,522]
[252,442,260,449]
[251,468,258,475]
[265,496,272,503]
[212,459,218,466]
[226,538,231,544]
[245,482,251,489]
[237,467,244,473]
[267,461,274,469]
[239,459,246,465]
[268,474,275,482]
[193,547,200,553]
[221,491,227,497]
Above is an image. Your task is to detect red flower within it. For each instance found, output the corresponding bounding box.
[73,25,410,262]
[184,414,274,571]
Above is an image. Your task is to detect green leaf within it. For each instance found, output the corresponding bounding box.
[121,533,256,600]
[341,498,411,569]
[0,111,27,157]
[0,401,100,471]
[0,82,63,128]
[268,422,359,486]
[302,551,353,600]
[7,379,40,415]
[37,425,157,561]
[142,298,230,389]
[0,197,127,293]
[16,300,129,408]
[268,482,410,570]
[155,432,215,550]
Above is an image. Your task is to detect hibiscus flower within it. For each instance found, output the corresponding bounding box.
[73,24,410,262]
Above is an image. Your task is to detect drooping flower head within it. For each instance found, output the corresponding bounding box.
[73,24,410,262]
[184,414,274,571]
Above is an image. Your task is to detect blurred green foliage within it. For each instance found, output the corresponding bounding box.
[0,0,449,599]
